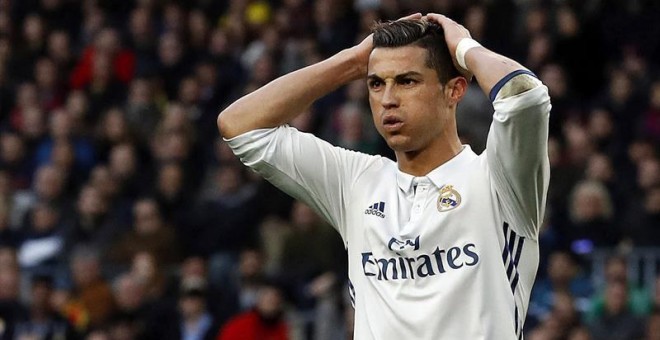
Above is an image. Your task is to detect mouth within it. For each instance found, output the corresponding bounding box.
[382,115,403,132]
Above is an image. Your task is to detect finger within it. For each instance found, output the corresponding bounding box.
[397,12,422,21]
[425,13,472,38]
[425,13,453,27]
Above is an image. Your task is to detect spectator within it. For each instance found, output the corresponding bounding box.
[0,247,27,339]
[653,276,660,311]
[227,248,268,314]
[625,185,660,246]
[63,90,90,130]
[12,164,71,227]
[108,198,181,266]
[13,14,46,81]
[130,250,168,301]
[83,52,127,119]
[65,184,123,258]
[66,245,115,331]
[87,165,129,223]
[647,309,660,340]
[188,9,211,56]
[177,255,233,326]
[112,272,147,320]
[192,164,259,262]
[0,198,20,248]
[14,275,76,339]
[589,279,645,340]
[46,30,74,76]
[152,162,191,242]
[93,107,134,163]
[127,7,158,77]
[530,250,593,322]
[123,78,159,145]
[157,32,189,100]
[217,282,289,340]
[33,57,65,112]
[149,277,220,340]
[588,255,652,321]
[9,83,43,143]
[16,202,67,276]
[0,133,33,190]
[642,81,660,141]
[107,142,147,200]
[565,180,619,249]
[587,109,624,161]
[69,27,135,89]
[34,108,96,180]
[279,201,346,339]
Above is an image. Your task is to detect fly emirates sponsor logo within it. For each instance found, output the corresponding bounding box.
[361,236,480,281]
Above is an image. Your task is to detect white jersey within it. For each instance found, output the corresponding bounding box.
[226,72,551,339]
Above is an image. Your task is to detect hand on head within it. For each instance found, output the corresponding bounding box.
[425,13,475,79]
[424,14,473,57]
[354,13,473,80]
[351,13,423,76]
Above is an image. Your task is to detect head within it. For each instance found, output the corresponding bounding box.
[254,283,285,324]
[156,162,184,198]
[112,273,145,312]
[604,255,628,283]
[132,198,163,235]
[30,202,60,233]
[33,164,65,200]
[291,201,320,231]
[178,277,208,320]
[108,143,137,180]
[77,185,107,217]
[99,107,129,143]
[569,180,613,223]
[368,19,465,156]
[130,251,160,283]
[604,279,629,315]
[30,274,54,313]
[547,251,578,285]
[70,245,102,287]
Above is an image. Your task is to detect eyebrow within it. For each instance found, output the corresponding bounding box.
[367,71,423,82]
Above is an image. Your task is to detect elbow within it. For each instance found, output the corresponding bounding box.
[217,110,236,139]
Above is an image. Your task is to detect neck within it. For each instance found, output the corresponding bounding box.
[395,128,462,176]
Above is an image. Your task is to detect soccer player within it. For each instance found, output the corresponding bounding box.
[218,12,551,339]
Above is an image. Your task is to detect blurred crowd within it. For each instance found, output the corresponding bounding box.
[0,0,659,339]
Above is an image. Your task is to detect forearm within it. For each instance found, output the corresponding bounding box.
[463,47,532,99]
[218,48,365,139]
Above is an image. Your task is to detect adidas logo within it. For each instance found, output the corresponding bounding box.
[365,202,386,218]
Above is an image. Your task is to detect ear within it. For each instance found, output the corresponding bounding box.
[444,76,468,107]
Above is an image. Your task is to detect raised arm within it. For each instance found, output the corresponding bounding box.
[428,13,551,238]
[217,47,363,139]
[218,14,422,139]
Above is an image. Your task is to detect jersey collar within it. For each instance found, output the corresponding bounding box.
[396,145,477,193]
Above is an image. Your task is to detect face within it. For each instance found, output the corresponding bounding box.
[367,45,452,154]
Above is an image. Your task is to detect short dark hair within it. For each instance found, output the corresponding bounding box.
[372,19,460,83]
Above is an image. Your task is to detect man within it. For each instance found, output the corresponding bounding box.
[218,13,551,339]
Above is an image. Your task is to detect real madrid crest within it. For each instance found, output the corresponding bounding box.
[437,185,461,212]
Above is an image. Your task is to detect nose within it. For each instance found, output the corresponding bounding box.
[381,84,399,109]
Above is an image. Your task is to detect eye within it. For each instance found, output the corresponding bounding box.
[398,78,417,86]
[368,79,383,90]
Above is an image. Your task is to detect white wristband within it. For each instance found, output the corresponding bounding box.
[455,38,482,71]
